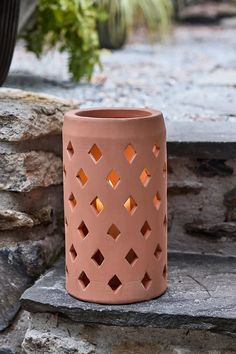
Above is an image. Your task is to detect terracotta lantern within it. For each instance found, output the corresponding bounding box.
[63,108,167,304]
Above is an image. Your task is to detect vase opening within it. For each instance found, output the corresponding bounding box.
[76,108,153,119]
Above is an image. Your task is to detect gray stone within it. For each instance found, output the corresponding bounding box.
[178,2,236,21]
[167,157,236,257]
[0,88,77,142]
[22,313,236,354]
[195,159,234,178]
[0,151,62,192]
[21,255,236,335]
[224,187,236,208]
[0,310,29,354]
[185,221,236,239]
[0,207,53,231]
[0,186,62,217]
[226,209,236,223]
[0,251,31,331]
[166,123,236,159]
[5,234,63,277]
[0,235,63,331]
[168,181,202,195]
[0,210,34,230]
[30,206,54,226]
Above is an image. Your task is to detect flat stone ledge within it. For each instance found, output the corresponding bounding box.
[1,89,235,159]
[21,254,236,336]
[166,121,236,159]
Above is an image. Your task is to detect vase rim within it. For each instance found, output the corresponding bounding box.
[66,107,163,121]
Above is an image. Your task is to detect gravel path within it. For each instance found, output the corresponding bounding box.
[6,24,236,123]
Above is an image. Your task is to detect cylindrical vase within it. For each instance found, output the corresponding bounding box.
[63,108,167,304]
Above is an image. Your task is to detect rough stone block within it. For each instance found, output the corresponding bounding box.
[0,235,63,331]
[168,181,202,195]
[0,310,29,354]
[0,207,53,231]
[0,151,62,192]
[0,88,76,142]
[167,157,236,257]
[22,313,236,354]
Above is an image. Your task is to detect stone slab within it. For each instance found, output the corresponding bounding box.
[0,235,63,331]
[1,87,235,159]
[166,121,236,159]
[21,254,236,335]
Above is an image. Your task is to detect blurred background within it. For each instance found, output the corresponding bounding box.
[2,0,236,120]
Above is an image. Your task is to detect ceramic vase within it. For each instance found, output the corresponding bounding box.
[63,108,167,304]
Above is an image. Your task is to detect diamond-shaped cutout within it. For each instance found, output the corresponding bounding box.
[107,224,121,240]
[90,196,104,214]
[163,265,167,279]
[106,169,120,189]
[108,275,122,292]
[78,221,89,239]
[141,272,152,290]
[124,144,136,163]
[154,244,162,260]
[140,221,151,239]
[140,168,151,187]
[164,214,167,227]
[89,144,102,162]
[78,271,90,289]
[76,168,88,186]
[163,161,167,176]
[125,249,138,266]
[69,193,77,210]
[70,244,77,261]
[91,249,104,266]
[67,141,74,159]
[153,192,161,210]
[152,144,160,158]
[124,196,137,215]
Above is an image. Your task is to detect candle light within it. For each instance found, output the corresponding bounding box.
[96,198,104,213]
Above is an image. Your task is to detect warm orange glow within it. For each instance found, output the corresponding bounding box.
[91,197,104,214]
[124,144,136,163]
[124,196,137,214]
[77,168,88,186]
[96,198,104,213]
[124,198,131,211]
[89,144,102,162]
[107,169,120,189]
[140,168,151,186]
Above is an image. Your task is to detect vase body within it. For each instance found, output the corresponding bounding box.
[63,108,167,304]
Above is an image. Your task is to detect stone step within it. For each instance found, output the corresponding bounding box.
[21,254,236,336]
[166,121,236,159]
